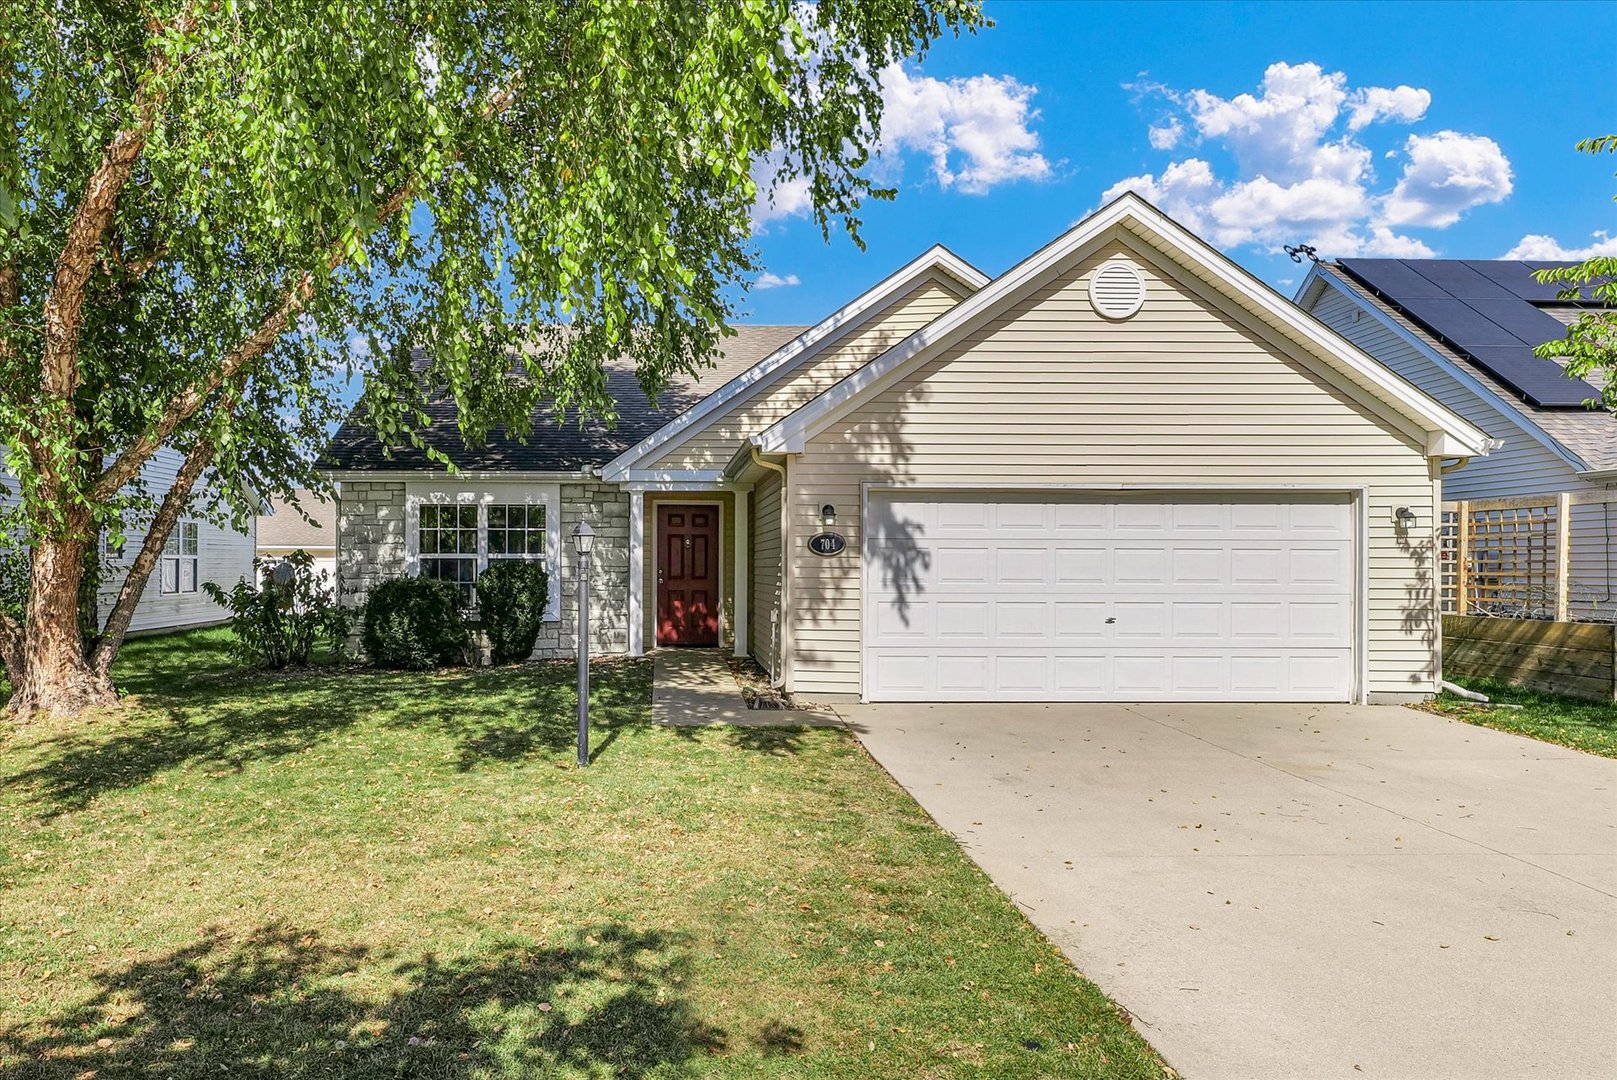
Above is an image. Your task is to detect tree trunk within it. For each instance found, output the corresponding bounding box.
[5,533,119,717]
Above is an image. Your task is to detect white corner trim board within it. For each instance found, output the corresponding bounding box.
[599,245,988,482]
[751,193,1490,461]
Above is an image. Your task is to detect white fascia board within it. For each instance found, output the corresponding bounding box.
[757,193,1492,459]
[1299,267,1590,474]
[598,245,989,482]
[324,468,593,482]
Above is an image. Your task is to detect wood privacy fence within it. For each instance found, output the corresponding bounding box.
[1440,491,1617,623]
[1442,615,1617,702]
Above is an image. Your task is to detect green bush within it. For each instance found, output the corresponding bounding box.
[203,550,348,669]
[362,575,469,670]
[474,560,550,664]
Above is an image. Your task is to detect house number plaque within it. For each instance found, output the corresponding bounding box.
[807,532,847,557]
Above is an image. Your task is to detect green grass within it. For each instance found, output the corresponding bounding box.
[1422,676,1617,758]
[0,630,1168,1079]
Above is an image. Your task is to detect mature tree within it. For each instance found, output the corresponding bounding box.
[0,0,985,717]
[1534,134,1617,412]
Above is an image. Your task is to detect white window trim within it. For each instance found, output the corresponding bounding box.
[404,481,562,622]
[160,520,200,595]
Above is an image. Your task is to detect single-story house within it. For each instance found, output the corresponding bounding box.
[1297,260,1617,619]
[2,446,257,634]
[256,488,338,583]
[323,193,1491,704]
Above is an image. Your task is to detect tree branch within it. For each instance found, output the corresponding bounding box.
[34,11,197,491]
[95,80,522,502]
[91,391,237,677]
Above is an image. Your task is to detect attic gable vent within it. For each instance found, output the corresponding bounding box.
[1089,260,1145,319]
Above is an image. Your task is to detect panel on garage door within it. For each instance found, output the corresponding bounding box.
[864,492,1355,702]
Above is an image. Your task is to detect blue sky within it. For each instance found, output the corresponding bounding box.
[735,0,1617,326]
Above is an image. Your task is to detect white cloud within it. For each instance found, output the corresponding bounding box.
[1147,117,1183,151]
[1106,61,1509,257]
[878,64,1051,194]
[1502,231,1617,260]
[752,58,1050,225]
[1380,131,1512,227]
[1346,85,1430,130]
[754,271,801,290]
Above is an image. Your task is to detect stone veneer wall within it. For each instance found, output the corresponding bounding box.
[336,480,407,610]
[335,478,629,659]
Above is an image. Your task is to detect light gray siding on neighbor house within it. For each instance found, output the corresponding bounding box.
[1307,281,1617,618]
[785,240,1444,701]
[749,471,783,677]
[2,446,254,634]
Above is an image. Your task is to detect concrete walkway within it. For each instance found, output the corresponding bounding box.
[650,649,842,727]
[844,700,1617,1080]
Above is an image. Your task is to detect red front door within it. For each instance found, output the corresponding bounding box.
[656,504,720,646]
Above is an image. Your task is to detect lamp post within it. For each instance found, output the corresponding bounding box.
[572,520,596,768]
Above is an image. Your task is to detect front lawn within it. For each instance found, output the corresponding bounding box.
[0,630,1168,1078]
[1423,676,1617,758]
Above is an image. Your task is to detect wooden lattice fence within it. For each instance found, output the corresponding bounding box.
[1441,491,1617,623]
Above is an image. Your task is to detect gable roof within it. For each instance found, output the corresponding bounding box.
[1305,264,1617,474]
[257,488,338,550]
[599,245,987,481]
[751,193,1491,459]
[323,326,807,474]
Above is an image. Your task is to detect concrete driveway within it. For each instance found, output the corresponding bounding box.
[843,701,1617,1080]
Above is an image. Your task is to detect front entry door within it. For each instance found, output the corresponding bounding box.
[656,504,720,646]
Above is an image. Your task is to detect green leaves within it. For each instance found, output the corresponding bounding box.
[1533,135,1617,414]
[2,0,984,546]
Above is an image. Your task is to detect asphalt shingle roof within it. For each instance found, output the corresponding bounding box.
[257,488,338,550]
[323,325,809,473]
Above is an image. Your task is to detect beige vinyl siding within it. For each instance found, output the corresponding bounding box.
[648,278,968,471]
[1309,284,1617,620]
[642,492,733,647]
[750,472,783,675]
[786,239,1441,699]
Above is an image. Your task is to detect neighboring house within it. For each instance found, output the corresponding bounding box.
[1,446,256,634]
[324,193,1490,704]
[1297,260,1617,619]
[257,488,338,582]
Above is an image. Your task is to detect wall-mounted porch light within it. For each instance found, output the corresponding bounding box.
[820,503,837,528]
[1393,506,1417,528]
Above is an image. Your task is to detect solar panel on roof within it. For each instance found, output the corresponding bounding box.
[1464,347,1597,408]
[1338,258,1601,409]
[1461,260,1565,302]
[1406,260,1514,300]
[1463,298,1576,346]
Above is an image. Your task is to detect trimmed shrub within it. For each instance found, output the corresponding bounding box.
[474,560,550,664]
[362,575,469,670]
[203,550,348,669]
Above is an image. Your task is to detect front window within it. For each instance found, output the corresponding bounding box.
[161,521,199,594]
[418,504,480,605]
[411,496,554,610]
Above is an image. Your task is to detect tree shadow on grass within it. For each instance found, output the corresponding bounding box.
[1,921,731,1079]
[5,658,654,817]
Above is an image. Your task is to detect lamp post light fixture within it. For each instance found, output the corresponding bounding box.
[571,520,596,768]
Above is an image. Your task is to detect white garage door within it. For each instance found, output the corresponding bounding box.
[864,492,1357,702]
